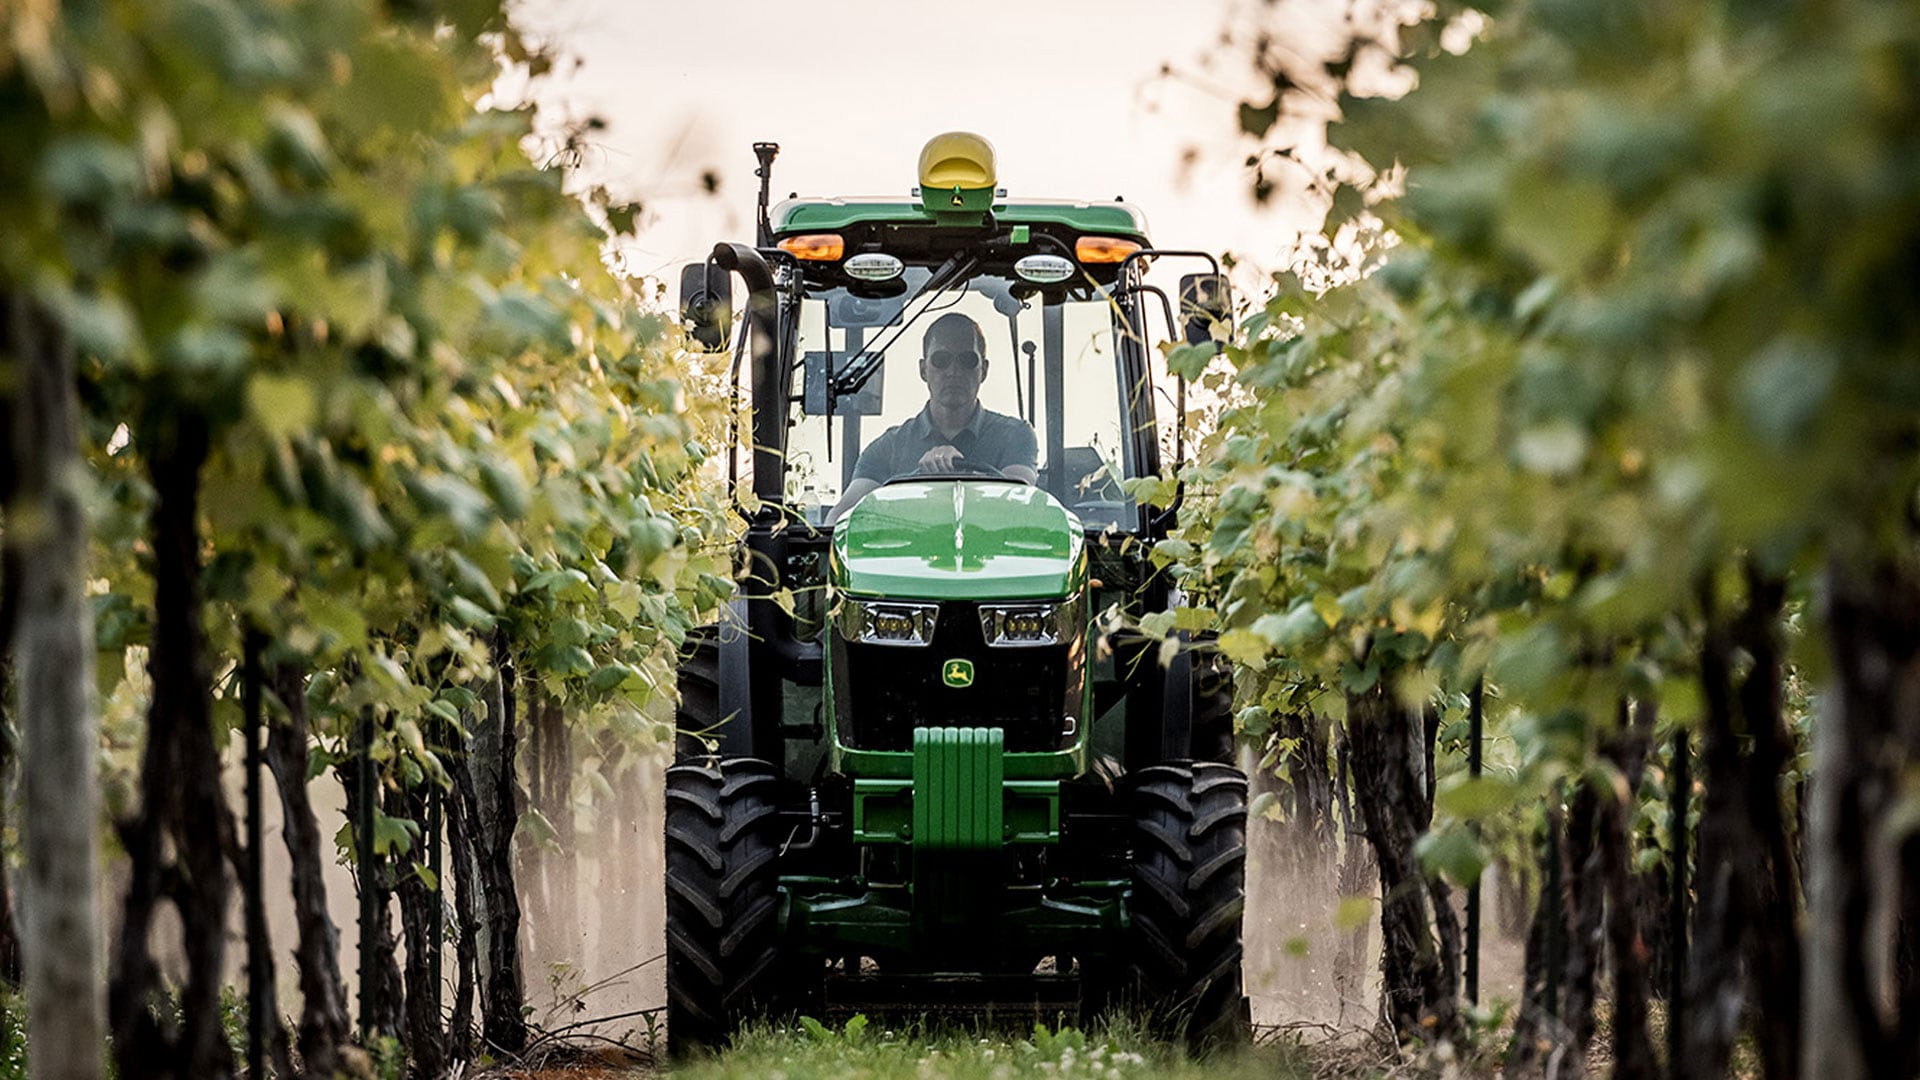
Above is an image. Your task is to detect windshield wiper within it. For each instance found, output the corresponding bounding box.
[830,250,978,396]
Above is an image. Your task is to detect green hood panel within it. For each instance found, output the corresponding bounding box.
[833,481,1085,600]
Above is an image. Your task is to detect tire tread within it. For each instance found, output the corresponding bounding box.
[1126,761,1251,1052]
[664,739,784,1055]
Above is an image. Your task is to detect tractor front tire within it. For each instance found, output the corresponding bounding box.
[1127,762,1251,1052]
[664,757,783,1057]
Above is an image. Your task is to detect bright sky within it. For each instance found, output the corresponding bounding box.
[512,0,1349,293]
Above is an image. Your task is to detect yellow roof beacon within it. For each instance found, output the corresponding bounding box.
[917,131,998,220]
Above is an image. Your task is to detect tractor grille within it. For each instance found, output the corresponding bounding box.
[834,601,1081,753]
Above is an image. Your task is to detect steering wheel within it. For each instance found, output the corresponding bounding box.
[904,456,1007,479]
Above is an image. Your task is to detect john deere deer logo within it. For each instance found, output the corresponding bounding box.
[942,659,974,688]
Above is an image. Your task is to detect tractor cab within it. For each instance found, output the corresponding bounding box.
[685,132,1226,536]
[776,198,1155,532]
[665,134,1247,1056]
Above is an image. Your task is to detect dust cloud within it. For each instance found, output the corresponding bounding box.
[513,749,668,1044]
[187,745,671,1049]
[1242,813,1528,1032]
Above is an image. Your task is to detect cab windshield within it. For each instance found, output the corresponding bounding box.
[785,268,1152,530]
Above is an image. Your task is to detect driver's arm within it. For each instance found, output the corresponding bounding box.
[827,478,880,523]
[830,426,901,523]
[1000,418,1039,486]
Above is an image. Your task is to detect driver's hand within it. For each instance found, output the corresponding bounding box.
[917,445,964,471]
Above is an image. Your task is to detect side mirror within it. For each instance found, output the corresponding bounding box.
[1178,272,1232,346]
[679,260,734,352]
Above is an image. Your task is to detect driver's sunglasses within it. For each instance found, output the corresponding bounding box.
[926,350,982,371]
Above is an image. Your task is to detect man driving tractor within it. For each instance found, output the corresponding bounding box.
[827,311,1037,521]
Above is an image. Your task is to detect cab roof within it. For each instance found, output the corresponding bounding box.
[772,197,1151,244]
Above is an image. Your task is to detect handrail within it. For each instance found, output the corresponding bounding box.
[710,242,787,513]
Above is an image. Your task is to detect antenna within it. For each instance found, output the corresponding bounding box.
[753,142,780,247]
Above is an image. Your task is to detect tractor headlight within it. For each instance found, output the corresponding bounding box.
[836,598,939,646]
[978,597,1084,648]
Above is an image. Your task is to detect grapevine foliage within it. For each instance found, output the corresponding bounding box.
[1173,0,1920,884]
[3,0,731,860]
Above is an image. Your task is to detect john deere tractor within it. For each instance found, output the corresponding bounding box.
[665,133,1247,1054]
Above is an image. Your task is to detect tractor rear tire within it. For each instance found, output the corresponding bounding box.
[1126,762,1251,1052]
[664,757,783,1057]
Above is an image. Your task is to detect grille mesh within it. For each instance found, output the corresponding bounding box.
[836,601,1077,752]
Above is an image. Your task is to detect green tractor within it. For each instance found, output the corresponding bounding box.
[665,133,1247,1055]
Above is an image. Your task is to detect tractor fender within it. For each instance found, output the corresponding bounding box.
[713,596,755,758]
[1160,637,1196,762]
[1160,630,1235,765]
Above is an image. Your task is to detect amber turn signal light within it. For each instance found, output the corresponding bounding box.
[777,233,846,260]
[1075,236,1142,264]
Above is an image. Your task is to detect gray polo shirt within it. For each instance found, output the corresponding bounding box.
[851,404,1038,483]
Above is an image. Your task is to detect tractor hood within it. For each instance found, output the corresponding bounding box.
[832,481,1085,600]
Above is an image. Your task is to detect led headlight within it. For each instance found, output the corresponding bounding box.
[836,598,939,646]
[978,597,1084,647]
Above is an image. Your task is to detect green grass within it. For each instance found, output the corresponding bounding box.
[0,991,24,1080]
[670,1016,1320,1080]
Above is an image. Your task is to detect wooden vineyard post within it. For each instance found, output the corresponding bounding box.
[1668,727,1689,1071]
[428,717,445,1009]
[1544,779,1564,1023]
[243,629,267,1079]
[1466,678,1483,1005]
[356,706,378,1039]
